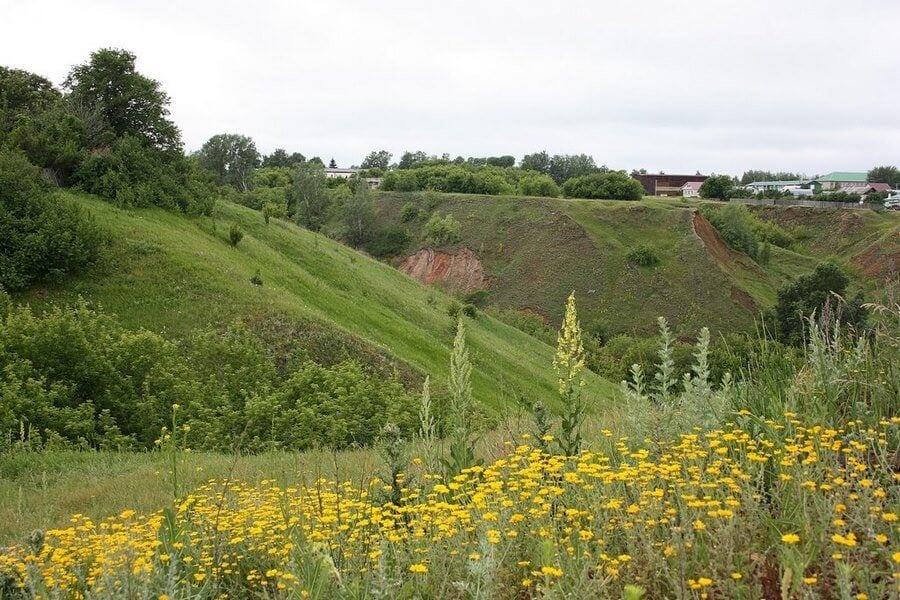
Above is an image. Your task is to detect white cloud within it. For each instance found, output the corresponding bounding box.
[2,0,898,174]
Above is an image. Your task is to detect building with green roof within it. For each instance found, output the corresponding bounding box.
[814,172,867,191]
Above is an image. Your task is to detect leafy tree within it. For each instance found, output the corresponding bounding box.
[398,150,428,169]
[471,166,514,195]
[0,66,61,135]
[328,158,337,168]
[867,165,900,188]
[289,161,329,231]
[343,179,375,247]
[76,134,214,214]
[63,48,180,151]
[8,103,89,183]
[520,150,550,174]
[361,150,392,170]
[548,153,596,183]
[773,262,866,346]
[485,155,515,168]
[262,148,305,168]
[561,171,643,200]
[196,133,260,191]
[0,149,104,290]
[739,170,805,185]
[699,175,734,200]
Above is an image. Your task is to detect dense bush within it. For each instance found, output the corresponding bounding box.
[517,171,560,197]
[365,226,410,258]
[381,164,520,196]
[75,135,214,214]
[772,262,867,346]
[701,204,760,260]
[0,149,105,291]
[561,171,644,200]
[626,244,660,267]
[0,303,418,451]
[423,212,461,245]
[698,175,734,200]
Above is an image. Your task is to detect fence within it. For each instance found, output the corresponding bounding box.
[728,197,886,211]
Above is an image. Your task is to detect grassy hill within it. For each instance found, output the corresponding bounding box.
[16,191,616,413]
[370,192,898,337]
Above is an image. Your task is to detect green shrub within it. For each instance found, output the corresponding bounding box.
[464,289,489,307]
[447,300,462,319]
[561,171,644,200]
[462,303,477,318]
[626,244,660,267]
[247,360,416,450]
[75,135,214,214]
[424,212,461,246]
[0,149,105,291]
[228,223,243,247]
[250,270,263,286]
[700,204,760,260]
[698,175,734,200]
[400,202,419,222]
[365,226,410,258]
[518,172,560,197]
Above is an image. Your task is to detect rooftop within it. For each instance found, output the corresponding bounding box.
[815,172,867,182]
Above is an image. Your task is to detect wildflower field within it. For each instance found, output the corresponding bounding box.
[1,413,898,598]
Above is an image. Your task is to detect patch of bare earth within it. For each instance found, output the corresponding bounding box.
[692,211,762,313]
[399,247,486,293]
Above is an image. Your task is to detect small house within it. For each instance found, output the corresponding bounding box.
[681,181,703,197]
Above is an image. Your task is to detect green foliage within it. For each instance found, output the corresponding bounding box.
[519,150,550,174]
[0,302,418,452]
[626,244,660,267]
[423,212,461,245]
[196,133,260,191]
[360,150,392,170]
[7,102,90,184]
[365,226,409,258]
[0,301,186,449]
[0,149,104,291]
[866,165,900,187]
[739,170,805,185]
[261,149,305,168]
[517,171,560,197]
[462,303,477,318]
[252,360,416,450]
[698,175,734,200]
[701,204,760,259]
[561,171,644,200]
[289,161,330,231]
[75,135,214,214]
[444,319,478,476]
[343,179,375,247]
[250,270,263,286]
[0,66,61,135]
[63,48,180,152]
[773,262,866,346]
[228,223,243,247]
[447,299,462,319]
[400,202,419,222]
[548,153,596,183]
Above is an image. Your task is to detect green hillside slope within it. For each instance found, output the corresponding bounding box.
[17,192,616,412]
[370,192,898,337]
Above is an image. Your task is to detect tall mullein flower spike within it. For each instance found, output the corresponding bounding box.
[555,291,586,455]
[554,291,586,395]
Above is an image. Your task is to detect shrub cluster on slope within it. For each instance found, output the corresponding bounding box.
[0,149,104,291]
[0,302,418,452]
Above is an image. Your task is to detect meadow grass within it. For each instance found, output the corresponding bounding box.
[16,192,617,413]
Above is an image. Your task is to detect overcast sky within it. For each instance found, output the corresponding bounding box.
[3,0,898,175]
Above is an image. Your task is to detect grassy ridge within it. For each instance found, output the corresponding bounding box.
[372,192,898,336]
[17,192,616,413]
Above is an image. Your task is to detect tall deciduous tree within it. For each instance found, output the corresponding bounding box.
[262,148,305,168]
[196,134,260,191]
[548,153,596,183]
[867,165,900,188]
[343,179,375,247]
[360,150,392,170]
[520,150,550,173]
[63,48,180,151]
[0,66,61,135]
[699,175,734,201]
[290,161,329,231]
